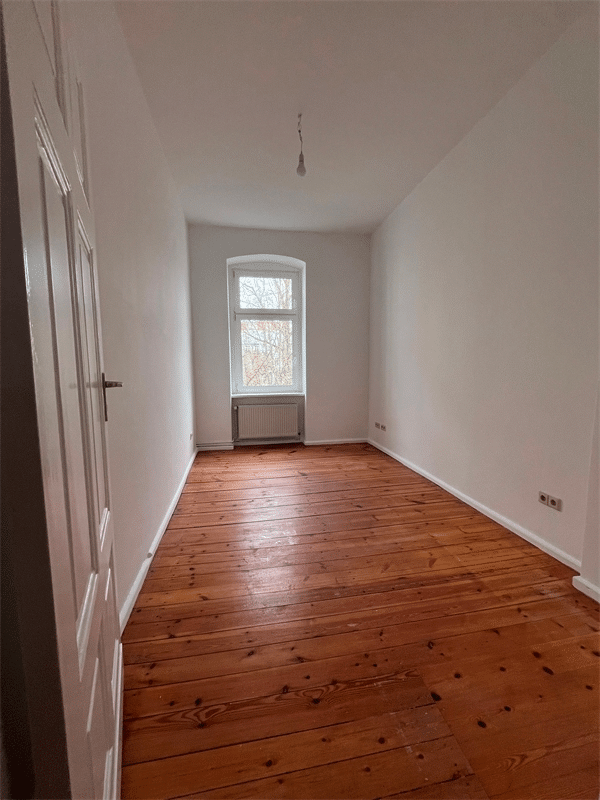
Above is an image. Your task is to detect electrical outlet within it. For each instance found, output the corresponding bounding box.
[539,491,562,511]
[548,495,562,511]
[380,424,386,432]
[375,422,381,429]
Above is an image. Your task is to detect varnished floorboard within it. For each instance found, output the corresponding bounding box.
[121,443,600,799]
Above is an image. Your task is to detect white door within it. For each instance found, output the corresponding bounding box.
[4,3,122,798]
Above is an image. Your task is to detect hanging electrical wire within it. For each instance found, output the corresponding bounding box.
[296,113,306,176]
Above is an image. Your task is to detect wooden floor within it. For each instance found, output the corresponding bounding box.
[121,443,599,799]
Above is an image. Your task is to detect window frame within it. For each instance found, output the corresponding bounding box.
[228,257,305,396]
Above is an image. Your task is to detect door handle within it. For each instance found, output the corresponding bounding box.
[102,373,123,421]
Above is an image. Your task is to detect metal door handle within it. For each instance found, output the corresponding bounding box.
[102,373,123,421]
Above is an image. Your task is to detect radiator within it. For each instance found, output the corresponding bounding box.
[236,404,299,440]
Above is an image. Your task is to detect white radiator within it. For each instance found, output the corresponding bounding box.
[237,404,299,439]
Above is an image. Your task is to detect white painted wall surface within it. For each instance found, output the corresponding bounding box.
[188,225,370,446]
[573,388,599,599]
[369,10,598,567]
[70,3,195,615]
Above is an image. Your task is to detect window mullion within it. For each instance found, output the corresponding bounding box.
[234,309,296,318]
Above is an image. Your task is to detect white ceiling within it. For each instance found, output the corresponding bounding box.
[116,1,585,233]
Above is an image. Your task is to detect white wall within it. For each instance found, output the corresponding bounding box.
[188,225,370,446]
[369,9,598,569]
[574,388,599,598]
[71,3,195,617]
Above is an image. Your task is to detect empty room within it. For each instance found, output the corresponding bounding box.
[1,1,599,799]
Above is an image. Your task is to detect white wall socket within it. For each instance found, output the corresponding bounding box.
[539,491,562,511]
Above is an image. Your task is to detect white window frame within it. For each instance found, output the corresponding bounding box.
[228,255,305,396]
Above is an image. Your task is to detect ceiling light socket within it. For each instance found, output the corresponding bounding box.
[296,113,306,176]
[296,152,306,177]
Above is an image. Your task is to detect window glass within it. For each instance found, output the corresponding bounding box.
[239,276,293,310]
[241,319,293,387]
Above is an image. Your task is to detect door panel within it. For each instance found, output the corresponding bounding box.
[70,63,90,199]
[4,3,123,797]
[32,0,56,75]
[40,153,95,616]
[86,648,110,799]
[75,227,109,529]
[105,556,121,708]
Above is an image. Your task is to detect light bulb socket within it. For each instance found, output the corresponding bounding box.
[296,152,306,177]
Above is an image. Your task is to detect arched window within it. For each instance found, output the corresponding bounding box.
[227,255,305,395]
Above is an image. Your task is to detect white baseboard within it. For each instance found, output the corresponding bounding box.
[572,575,600,602]
[304,438,367,446]
[368,439,581,572]
[119,448,198,632]
[196,442,234,451]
